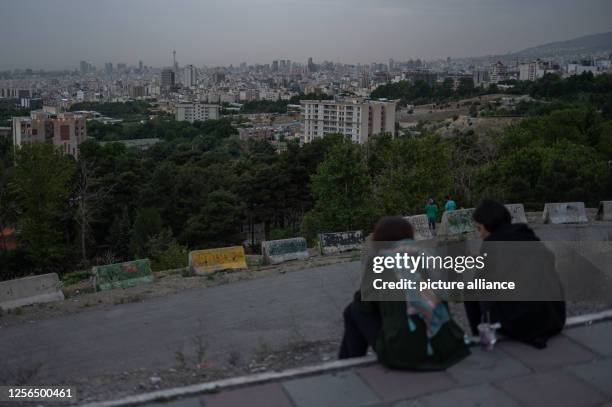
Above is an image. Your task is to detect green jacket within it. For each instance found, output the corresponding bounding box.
[425,203,438,220]
[359,296,470,370]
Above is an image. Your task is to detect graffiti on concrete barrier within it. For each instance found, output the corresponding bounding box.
[320,231,363,254]
[190,246,247,275]
[94,259,154,291]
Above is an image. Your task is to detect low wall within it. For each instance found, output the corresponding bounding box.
[189,246,247,275]
[93,259,154,291]
[505,204,528,224]
[262,238,309,264]
[438,208,477,237]
[319,231,364,255]
[597,201,612,221]
[543,202,588,224]
[0,273,64,310]
[404,215,434,241]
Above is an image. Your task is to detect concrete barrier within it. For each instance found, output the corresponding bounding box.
[0,273,64,310]
[262,237,309,264]
[438,208,476,236]
[597,201,612,221]
[189,246,247,275]
[93,259,154,291]
[319,231,364,255]
[404,215,434,241]
[543,202,588,224]
[505,203,528,224]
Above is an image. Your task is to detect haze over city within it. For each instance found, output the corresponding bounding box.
[1,0,612,70]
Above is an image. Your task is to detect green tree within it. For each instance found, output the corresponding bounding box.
[179,190,245,249]
[130,208,163,258]
[373,135,453,216]
[302,138,378,239]
[10,143,75,272]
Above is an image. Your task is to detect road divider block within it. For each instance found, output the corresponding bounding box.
[319,231,364,255]
[505,203,528,224]
[543,202,588,224]
[0,273,64,310]
[404,215,434,241]
[262,237,309,264]
[597,201,612,221]
[189,246,247,275]
[438,208,476,237]
[93,259,154,291]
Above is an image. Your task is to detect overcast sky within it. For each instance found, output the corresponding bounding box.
[1,0,611,70]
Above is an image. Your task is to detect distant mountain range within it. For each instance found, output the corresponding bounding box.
[512,31,612,57]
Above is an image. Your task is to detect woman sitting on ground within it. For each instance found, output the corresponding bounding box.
[465,199,566,349]
[339,216,470,370]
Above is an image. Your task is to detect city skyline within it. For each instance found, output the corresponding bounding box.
[1,0,611,70]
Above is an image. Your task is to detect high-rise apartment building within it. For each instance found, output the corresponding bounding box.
[518,59,559,81]
[489,61,508,84]
[301,98,396,144]
[183,65,197,88]
[161,68,176,91]
[80,60,94,74]
[175,103,220,123]
[12,111,87,158]
[473,70,490,87]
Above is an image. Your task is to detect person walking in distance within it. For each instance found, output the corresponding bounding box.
[444,195,456,213]
[425,198,438,232]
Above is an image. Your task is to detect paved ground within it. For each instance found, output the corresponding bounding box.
[0,261,361,384]
[155,320,612,407]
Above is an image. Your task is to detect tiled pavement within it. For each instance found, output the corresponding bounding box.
[154,320,612,407]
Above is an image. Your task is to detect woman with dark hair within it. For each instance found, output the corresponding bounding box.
[339,216,470,370]
[466,199,566,348]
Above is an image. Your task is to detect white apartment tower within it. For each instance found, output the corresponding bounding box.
[489,61,508,84]
[175,103,220,123]
[301,98,397,144]
[183,65,197,88]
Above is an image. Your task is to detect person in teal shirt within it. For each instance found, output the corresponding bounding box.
[444,195,457,212]
[425,198,438,231]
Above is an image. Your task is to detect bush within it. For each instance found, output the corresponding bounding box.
[62,271,92,286]
[151,241,188,272]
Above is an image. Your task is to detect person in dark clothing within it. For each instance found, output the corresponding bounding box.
[339,217,470,370]
[465,199,566,349]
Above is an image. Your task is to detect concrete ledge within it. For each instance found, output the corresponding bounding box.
[0,273,64,311]
[81,309,612,407]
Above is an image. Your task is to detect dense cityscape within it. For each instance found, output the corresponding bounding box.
[1,1,612,405]
[2,35,612,153]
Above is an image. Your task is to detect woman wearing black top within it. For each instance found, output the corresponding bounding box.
[465,199,566,349]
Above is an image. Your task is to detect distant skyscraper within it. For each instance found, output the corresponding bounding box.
[307,57,315,73]
[161,68,176,90]
[79,60,93,74]
[388,58,394,71]
[183,64,197,87]
[272,60,279,72]
[138,60,143,72]
[213,70,225,84]
[105,62,113,74]
[173,50,179,72]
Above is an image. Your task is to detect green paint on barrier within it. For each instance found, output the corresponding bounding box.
[93,259,154,291]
